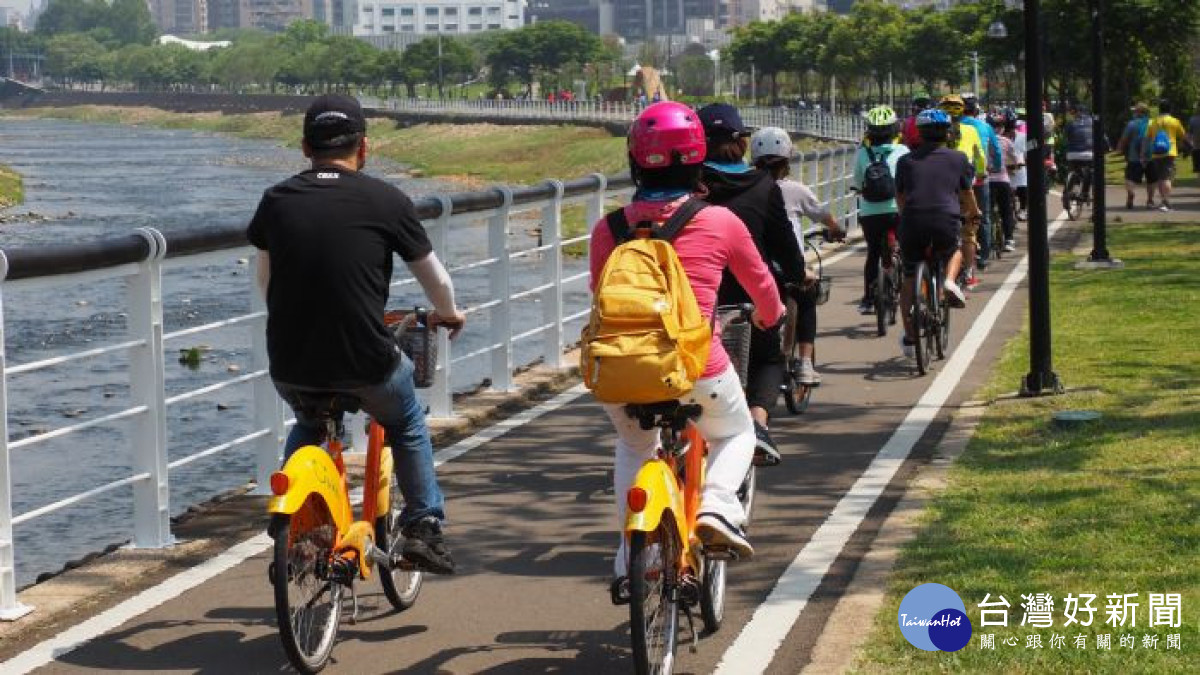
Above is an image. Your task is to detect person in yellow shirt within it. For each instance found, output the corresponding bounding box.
[1142,99,1192,212]
[940,94,987,288]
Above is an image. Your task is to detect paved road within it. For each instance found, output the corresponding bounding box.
[20,218,1057,674]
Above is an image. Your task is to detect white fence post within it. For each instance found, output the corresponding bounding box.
[0,254,33,620]
[488,187,515,392]
[428,195,454,419]
[540,180,565,369]
[250,253,283,494]
[128,228,172,549]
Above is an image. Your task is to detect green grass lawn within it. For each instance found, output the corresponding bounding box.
[851,221,1200,674]
[0,164,22,208]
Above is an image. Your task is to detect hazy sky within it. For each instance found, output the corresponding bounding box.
[0,1,34,15]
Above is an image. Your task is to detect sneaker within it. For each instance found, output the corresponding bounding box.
[900,335,916,359]
[797,358,822,386]
[1016,209,1027,222]
[696,513,753,560]
[1003,239,1016,252]
[1125,195,1134,210]
[752,421,782,467]
[942,279,967,308]
[1159,202,1171,212]
[857,299,875,315]
[401,516,456,575]
[1146,200,1156,210]
[964,275,981,291]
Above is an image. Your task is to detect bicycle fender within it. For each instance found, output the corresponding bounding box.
[624,459,685,534]
[267,445,353,532]
[374,446,394,519]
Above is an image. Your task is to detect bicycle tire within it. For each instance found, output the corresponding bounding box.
[699,558,726,633]
[1064,172,1083,220]
[630,523,680,675]
[912,262,929,376]
[272,512,342,674]
[887,255,901,327]
[875,256,889,337]
[936,268,951,360]
[376,473,424,611]
[991,210,1004,261]
[738,465,756,528]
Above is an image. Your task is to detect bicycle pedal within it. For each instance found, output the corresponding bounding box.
[703,546,739,562]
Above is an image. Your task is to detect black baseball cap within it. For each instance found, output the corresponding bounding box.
[697,103,749,139]
[303,94,367,149]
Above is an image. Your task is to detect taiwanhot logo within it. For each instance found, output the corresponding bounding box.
[897,583,973,652]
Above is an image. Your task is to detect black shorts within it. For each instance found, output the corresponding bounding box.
[1147,156,1176,183]
[1124,161,1144,184]
[899,213,960,274]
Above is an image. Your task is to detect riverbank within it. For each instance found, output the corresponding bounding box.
[0,164,22,208]
[1,106,629,188]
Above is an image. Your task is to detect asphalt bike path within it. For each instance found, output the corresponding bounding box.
[8,211,1071,674]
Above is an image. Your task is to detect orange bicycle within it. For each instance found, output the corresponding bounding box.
[266,309,437,673]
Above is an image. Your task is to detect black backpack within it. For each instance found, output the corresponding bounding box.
[861,145,896,203]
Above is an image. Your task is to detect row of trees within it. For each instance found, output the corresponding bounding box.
[727,0,1199,135]
[20,5,611,99]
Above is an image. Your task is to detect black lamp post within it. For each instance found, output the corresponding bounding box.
[1019,0,1063,397]
[1085,0,1119,266]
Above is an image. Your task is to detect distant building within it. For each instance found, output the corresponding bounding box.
[353,0,524,36]
[150,0,210,34]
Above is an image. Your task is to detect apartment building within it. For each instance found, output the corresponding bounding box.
[353,0,524,36]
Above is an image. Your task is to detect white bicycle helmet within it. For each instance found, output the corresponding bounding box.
[749,126,794,162]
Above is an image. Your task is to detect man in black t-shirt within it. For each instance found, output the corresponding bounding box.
[894,109,980,359]
[247,94,465,575]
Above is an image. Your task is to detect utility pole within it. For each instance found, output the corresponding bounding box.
[970,51,980,97]
[437,31,444,100]
[1020,0,1062,397]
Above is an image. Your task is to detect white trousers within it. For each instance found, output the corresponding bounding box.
[603,365,755,575]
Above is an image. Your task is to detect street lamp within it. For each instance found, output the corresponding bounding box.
[707,49,720,98]
[968,51,980,99]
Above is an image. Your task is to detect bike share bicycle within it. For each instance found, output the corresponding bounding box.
[1062,161,1093,221]
[266,309,441,673]
[616,305,757,675]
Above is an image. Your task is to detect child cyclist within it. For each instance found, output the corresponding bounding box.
[588,102,785,595]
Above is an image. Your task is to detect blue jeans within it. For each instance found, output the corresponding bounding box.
[276,353,445,527]
[974,183,992,261]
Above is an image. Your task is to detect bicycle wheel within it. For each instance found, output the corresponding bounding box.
[875,256,889,337]
[376,472,424,610]
[886,255,901,327]
[629,521,680,675]
[271,511,342,674]
[1064,172,1083,220]
[700,558,726,633]
[991,212,1004,261]
[737,464,757,528]
[911,262,929,376]
[936,272,951,360]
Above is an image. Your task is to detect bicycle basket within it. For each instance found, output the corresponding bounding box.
[385,309,437,389]
[717,307,752,386]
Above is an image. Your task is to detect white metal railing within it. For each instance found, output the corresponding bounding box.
[363,97,867,142]
[0,145,859,619]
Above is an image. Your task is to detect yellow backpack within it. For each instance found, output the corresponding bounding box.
[581,199,712,403]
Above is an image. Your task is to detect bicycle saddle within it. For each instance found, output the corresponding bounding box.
[282,391,363,424]
[624,401,703,431]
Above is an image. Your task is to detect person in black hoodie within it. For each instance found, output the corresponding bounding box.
[699,103,808,466]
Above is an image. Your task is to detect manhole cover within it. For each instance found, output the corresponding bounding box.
[1052,410,1102,427]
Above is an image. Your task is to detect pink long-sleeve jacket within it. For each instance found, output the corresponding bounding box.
[589,197,785,379]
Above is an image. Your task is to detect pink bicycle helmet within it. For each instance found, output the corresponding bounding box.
[628,101,706,169]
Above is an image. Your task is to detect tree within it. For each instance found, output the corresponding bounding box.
[403,35,479,97]
[485,21,599,95]
[106,0,156,45]
[45,32,108,86]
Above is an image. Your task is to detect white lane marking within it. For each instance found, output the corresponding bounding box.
[2,385,588,674]
[714,212,1070,674]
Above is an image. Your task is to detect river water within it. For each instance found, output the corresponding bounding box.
[0,117,591,586]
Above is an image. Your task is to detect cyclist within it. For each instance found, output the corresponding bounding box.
[987,112,1019,252]
[895,109,979,358]
[901,93,931,149]
[850,105,908,315]
[589,101,785,574]
[1143,99,1191,212]
[247,94,466,575]
[1114,102,1150,210]
[748,126,842,389]
[960,93,1002,267]
[938,94,986,290]
[1063,103,1097,202]
[1008,108,1029,221]
[698,103,807,465]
